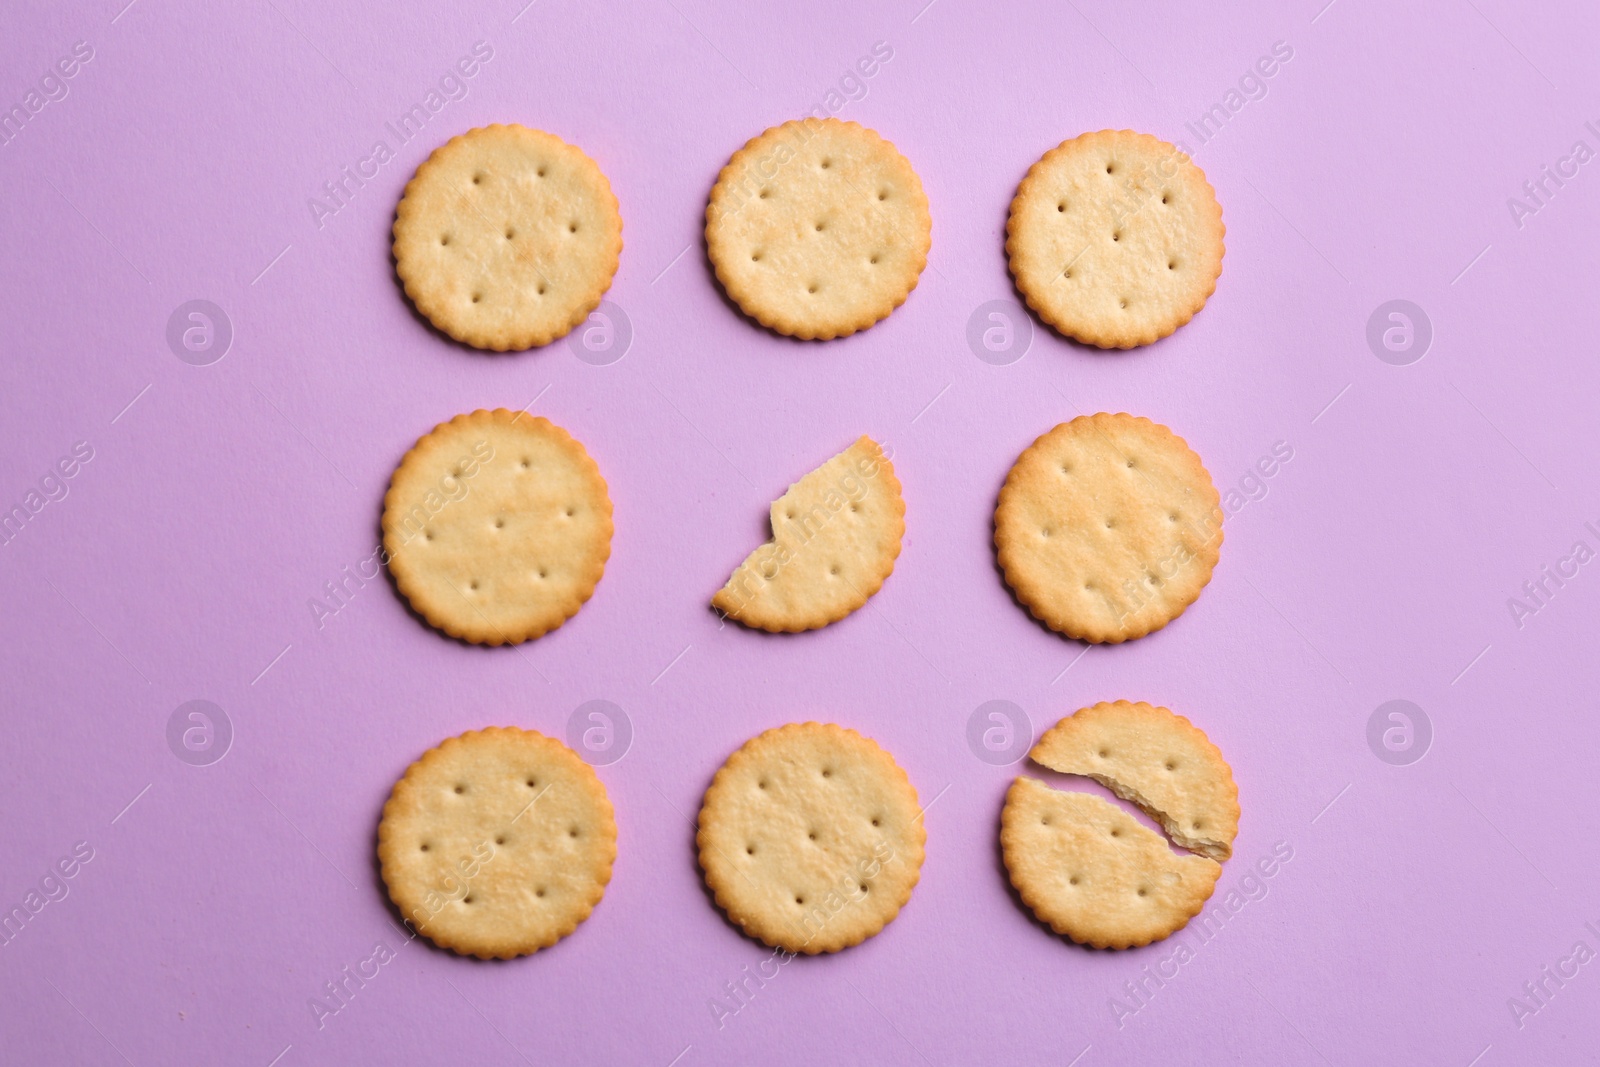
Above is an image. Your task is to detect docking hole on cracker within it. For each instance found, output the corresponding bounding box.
[706,118,931,340]
[393,124,623,351]
[1006,130,1223,349]
[994,412,1222,643]
[1000,701,1238,950]
[378,726,617,959]
[382,408,613,645]
[712,436,904,632]
[697,722,925,954]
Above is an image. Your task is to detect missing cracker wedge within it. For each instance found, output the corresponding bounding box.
[712,437,903,632]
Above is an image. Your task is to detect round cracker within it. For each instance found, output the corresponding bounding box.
[378,727,617,959]
[393,124,623,351]
[706,118,931,340]
[1001,777,1221,950]
[697,723,925,954]
[994,412,1222,643]
[382,409,613,645]
[1030,701,1240,861]
[1007,130,1223,349]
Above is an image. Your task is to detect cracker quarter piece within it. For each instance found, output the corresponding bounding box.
[1007,130,1223,348]
[383,409,613,645]
[1000,777,1220,950]
[706,118,931,340]
[1031,701,1239,861]
[393,124,623,351]
[697,723,925,954]
[712,437,904,632]
[378,727,617,959]
[995,412,1222,643]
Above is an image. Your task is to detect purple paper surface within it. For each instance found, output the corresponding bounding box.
[3,0,1599,1063]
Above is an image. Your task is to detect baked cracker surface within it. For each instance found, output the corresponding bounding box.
[712,437,904,632]
[1007,130,1223,349]
[1031,701,1240,861]
[377,727,616,959]
[393,124,622,351]
[995,412,1222,643]
[697,722,925,954]
[706,118,931,340]
[1000,777,1220,950]
[382,408,612,645]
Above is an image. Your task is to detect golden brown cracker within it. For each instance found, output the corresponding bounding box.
[1031,701,1239,861]
[712,437,903,632]
[377,727,617,959]
[1000,777,1220,950]
[994,412,1222,643]
[393,124,622,351]
[697,723,925,954]
[1007,130,1223,348]
[382,408,612,645]
[706,118,931,340]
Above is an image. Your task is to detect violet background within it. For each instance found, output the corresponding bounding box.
[3,0,1599,1063]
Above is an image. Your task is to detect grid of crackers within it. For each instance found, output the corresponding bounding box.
[372,119,1240,959]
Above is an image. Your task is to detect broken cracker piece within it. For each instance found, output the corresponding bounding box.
[713,437,903,632]
[1030,700,1239,861]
